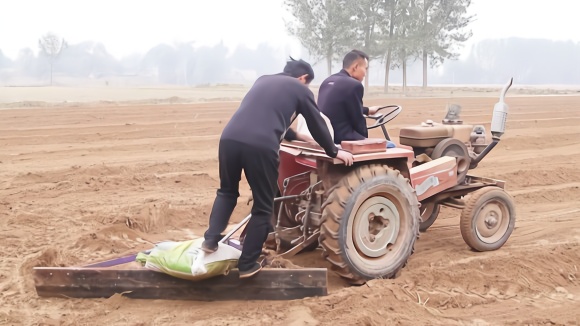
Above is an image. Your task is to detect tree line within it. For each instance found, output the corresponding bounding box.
[0,33,285,87]
[285,0,474,92]
[1,34,579,87]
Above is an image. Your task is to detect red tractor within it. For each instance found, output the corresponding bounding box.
[267,79,516,284]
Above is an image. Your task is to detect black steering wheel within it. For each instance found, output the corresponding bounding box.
[364,105,402,141]
[366,105,402,129]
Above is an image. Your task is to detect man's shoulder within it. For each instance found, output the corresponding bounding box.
[258,73,294,83]
[256,73,304,89]
[253,74,312,100]
[323,71,344,81]
[324,71,359,85]
[320,73,361,94]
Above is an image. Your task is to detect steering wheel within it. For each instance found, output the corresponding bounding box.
[366,105,402,129]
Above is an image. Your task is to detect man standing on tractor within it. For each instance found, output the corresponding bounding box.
[201,58,354,278]
[318,50,395,148]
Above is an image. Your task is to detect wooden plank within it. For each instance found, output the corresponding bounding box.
[281,141,415,165]
[301,147,415,164]
[281,140,325,153]
[33,267,328,301]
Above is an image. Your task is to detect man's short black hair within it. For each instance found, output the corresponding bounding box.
[283,57,315,84]
[343,50,369,69]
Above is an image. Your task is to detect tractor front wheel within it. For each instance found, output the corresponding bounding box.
[320,165,420,284]
[460,187,516,251]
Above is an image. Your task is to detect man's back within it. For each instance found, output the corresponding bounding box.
[221,73,306,152]
[318,70,368,144]
[221,73,336,158]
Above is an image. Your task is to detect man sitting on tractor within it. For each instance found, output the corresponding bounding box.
[318,49,396,148]
[201,58,354,278]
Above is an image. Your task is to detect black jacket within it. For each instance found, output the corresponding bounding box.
[221,73,338,158]
[318,69,369,144]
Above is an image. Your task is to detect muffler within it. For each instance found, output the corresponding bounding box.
[470,78,513,166]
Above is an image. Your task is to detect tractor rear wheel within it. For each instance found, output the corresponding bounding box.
[320,164,420,284]
[419,202,440,232]
[460,187,516,251]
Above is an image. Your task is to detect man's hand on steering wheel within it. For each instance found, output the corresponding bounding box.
[367,105,382,116]
[365,105,402,130]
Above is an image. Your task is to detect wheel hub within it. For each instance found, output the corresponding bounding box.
[476,202,508,242]
[352,197,400,258]
[484,213,498,228]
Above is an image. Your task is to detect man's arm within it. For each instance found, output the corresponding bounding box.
[298,90,339,158]
[345,83,369,139]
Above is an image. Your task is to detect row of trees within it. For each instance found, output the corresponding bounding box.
[440,38,580,85]
[285,0,473,91]
[0,34,285,86]
[1,35,579,86]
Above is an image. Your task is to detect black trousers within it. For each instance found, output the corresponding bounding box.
[203,139,279,271]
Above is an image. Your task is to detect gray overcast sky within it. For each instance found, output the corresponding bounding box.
[1,0,579,60]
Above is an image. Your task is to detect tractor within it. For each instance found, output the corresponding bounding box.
[262,78,516,285]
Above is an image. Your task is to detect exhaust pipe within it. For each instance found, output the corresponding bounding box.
[491,78,513,138]
[471,78,513,166]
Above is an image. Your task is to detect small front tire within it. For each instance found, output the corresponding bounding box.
[460,187,516,251]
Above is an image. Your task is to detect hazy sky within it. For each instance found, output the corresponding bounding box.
[1,0,579,60]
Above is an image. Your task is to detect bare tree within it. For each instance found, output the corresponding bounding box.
[385,0,422,93]
[416,0,474,89]
[285,0,353,76]
[38,32,67,85]
[348,0,386,89]
[379,0,404,93]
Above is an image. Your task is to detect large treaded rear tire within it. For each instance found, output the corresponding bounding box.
[320,164,420,284]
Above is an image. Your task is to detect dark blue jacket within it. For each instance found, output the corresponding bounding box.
[318,69,369,144]
[221,73,338,158]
